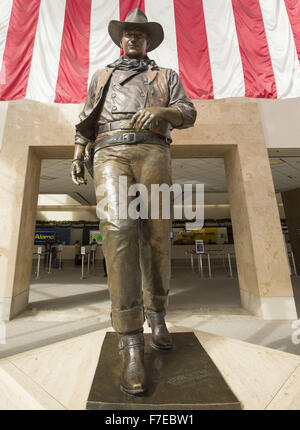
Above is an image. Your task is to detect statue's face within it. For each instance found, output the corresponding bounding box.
[120,27,149,59]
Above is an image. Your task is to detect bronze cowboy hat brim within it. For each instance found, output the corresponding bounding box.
[108,8,164,52]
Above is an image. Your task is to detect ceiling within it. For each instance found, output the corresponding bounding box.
[40,159,96,205]
[39,157,300,205]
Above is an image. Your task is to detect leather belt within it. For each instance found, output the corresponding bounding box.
[97,119,168,138]
[94,131,171,153]
[98,119,138,134]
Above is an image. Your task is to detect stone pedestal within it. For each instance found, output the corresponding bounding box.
[86,332,241,410]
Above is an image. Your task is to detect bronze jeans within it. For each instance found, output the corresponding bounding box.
[93,143,172,334]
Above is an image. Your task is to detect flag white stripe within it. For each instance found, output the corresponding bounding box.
[145,0,179,73]
[1,1,300,101]
[202,0,245,99]
[260,0,300,98]
[26,0,66,102]
[0,0,13,80]
[88,0,120,85]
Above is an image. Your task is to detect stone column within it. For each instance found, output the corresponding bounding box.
[224,144,297,319]
[0,100,78,320]
[281,188,300,274]
[0,143,41,320]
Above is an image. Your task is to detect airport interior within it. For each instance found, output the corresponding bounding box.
[2,93,300,409]
[0,89,300,409]
[28,151,300,354]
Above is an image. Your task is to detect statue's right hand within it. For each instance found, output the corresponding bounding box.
[71,159,87,185]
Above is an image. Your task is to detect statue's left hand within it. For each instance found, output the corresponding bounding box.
[71,159,87,185]
[130,107,183,131]
[130,107,166,132]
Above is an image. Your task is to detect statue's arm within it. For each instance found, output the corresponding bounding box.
[166,69,197,130]
[71,71,98,185]
[78,70,99,123]
[130,69,197,132]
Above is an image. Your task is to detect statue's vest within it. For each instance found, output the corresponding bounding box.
[76,67,171,141]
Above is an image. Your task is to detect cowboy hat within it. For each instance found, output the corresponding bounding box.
[108,8,164,52]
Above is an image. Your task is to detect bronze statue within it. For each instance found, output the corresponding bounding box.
[71,9,196,396]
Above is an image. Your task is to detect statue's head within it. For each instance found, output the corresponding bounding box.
[108,8,164,58]
[120,27,149,59]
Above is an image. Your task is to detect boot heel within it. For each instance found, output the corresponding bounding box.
[145,310,173,350]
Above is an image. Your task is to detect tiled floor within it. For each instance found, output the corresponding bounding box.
[0,261,299,358]
[0,261,299,409]
[1,326,300,410]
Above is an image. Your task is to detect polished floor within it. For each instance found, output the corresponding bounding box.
[0,259,299,359]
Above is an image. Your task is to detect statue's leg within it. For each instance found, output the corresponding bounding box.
[133,143,173,350]
[140,217,173,351]
[93,146,146,394]
[139,218,171,314]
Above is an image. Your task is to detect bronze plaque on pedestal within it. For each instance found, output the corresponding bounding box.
[86,332,241,410]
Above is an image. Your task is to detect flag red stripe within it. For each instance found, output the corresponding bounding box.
[0,0,40,100]
[231,0,277,98]
[284,0,300,62]
[54,0,92,103]
[173,0,214,99]
[119,0,145,20]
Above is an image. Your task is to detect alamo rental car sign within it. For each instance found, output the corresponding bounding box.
[34,231,56,244]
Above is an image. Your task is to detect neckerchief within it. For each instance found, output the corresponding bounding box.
[107,56,159,72]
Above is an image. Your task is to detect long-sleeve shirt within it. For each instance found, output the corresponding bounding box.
[75,64,197,145]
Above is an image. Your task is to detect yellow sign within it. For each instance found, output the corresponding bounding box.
[34,233,55,240]
[176,228,218,245]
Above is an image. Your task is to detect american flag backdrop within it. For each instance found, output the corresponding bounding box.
[0,0,300,103]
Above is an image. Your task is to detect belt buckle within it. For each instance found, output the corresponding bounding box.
[123,133,136,143]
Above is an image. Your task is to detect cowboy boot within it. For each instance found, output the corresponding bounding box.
[145,309,173,351]
[118,332,147,395]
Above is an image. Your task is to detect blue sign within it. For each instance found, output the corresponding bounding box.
[195,240,204,254]
[34,231,56,244]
